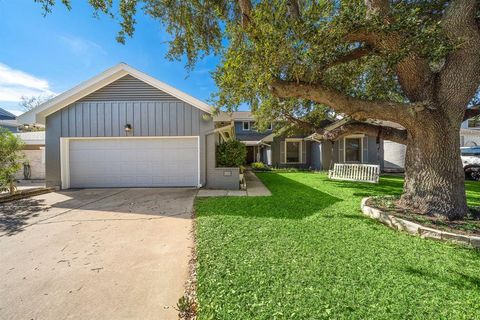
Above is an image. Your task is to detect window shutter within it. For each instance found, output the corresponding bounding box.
[280,141,285,164]
[338,139,344,163]
[362,137,368,163]
[301,141,307,163]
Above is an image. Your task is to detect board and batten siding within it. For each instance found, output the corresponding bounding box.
[78,75,182,102]
[58,101,202,137]
[45,75,213,188]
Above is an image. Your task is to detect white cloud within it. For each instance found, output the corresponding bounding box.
[0,63,56,102]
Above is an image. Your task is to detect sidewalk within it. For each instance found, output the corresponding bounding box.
[197,171,271,197]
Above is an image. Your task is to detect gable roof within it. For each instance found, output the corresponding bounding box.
[0,108,17,120]
[18,63,213,125]
[213,111,255,122]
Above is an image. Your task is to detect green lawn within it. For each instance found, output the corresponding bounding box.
[194,173,480,319]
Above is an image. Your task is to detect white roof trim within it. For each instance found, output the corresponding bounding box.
[14,132,45,145]
[305,133,323,142]
[18,63,213,125]
[241,141,262,146]
[324,117,352,132]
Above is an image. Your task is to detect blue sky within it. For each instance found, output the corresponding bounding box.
[0,0,227,115]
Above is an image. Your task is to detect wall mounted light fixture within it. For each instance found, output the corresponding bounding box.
[124,124,132,133]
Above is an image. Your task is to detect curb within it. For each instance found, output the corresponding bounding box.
[0,187,55,204]
[360,198,480,249]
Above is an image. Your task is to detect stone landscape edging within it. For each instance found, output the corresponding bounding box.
[361,198,480,249]
[0,187,55,204]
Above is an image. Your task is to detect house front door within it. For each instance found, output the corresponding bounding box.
[246,146,255,164]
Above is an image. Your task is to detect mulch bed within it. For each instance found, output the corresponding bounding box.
[367,196,480,237]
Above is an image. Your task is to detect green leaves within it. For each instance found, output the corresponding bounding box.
[0,129,24,192]
[216,139,247,167]
[35,0,472,129]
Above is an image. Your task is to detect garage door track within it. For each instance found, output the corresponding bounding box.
[0,188,196,320]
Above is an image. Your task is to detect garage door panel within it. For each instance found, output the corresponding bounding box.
[68,138,199,188]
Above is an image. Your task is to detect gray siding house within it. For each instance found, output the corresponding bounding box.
[18,63,237,189]
[0,108,19,132]
[214,112,385,170]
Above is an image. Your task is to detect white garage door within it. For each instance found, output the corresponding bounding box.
[68,137,199,188]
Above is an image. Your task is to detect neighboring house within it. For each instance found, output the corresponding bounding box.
[1,108,47,179]
[307,120,385,171]
[213,112,385,170]
[214,112,274,165]
[460,128,480,147]
[382,140,406,172]
[0,108,19,132]
[19,63,239,190]
[460,119,480,147]
[14,131,46,180]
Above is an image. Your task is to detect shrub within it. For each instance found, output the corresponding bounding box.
[251,162,269,170]
[0,128,24,194]
[216,140,247,167]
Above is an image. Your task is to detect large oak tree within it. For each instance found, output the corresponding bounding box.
[37,0,480,220]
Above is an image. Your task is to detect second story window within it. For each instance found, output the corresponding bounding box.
[242,121,250,131]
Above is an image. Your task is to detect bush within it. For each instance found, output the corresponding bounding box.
[216,140,247,167]
[251,162,270,171]
[0,128,24,194]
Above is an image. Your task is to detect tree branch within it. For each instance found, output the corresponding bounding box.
[323,122,408,145]
[345,30,377,45]
[438,0,480,116]
[278,107,317,131]
[237,0,253,28]
[287,0,301,19]
[268,80,414,125]
[324,45,372,69]
[365,0,391,20]
[345,1,434,102]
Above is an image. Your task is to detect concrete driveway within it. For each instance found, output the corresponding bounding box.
[0,188,196,320]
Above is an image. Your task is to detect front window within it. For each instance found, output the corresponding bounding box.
[285,140,301,163]
[242,121,250,131]
[345,137,361,162]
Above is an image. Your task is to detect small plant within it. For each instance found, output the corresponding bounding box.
[251,162,264,169]
[216,140,247,167]
[251,162,270,171]
[0,128,24,194]
[176,295,197,319]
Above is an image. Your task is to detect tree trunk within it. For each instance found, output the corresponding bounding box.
[399,119,467,220]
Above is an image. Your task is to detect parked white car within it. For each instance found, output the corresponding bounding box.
[461,147,480,181]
